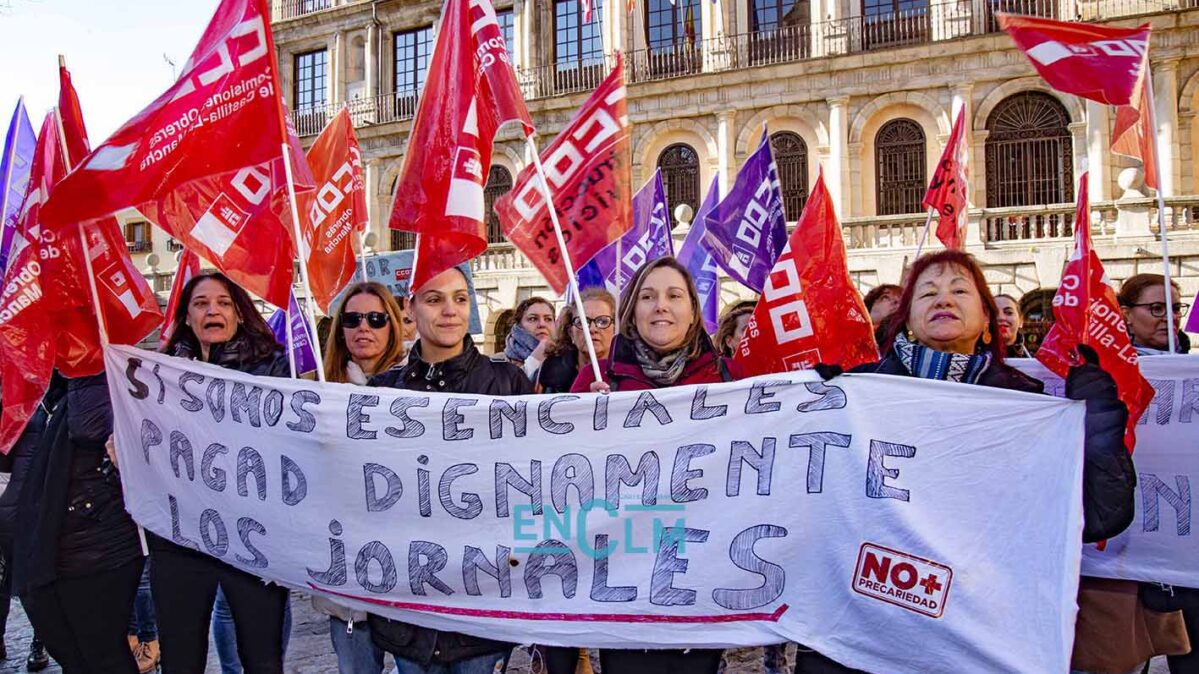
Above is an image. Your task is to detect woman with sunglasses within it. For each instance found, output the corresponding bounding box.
[535,288,617,394]
[323,282,408,386]
[1118,274,1192,355]
[312,282,406,674]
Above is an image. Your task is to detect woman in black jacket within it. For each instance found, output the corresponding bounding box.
[10,370,143,674]
[150,272,291,674]
[367,266,531,674]
[797,250,1136,674]
[534,288,616,394]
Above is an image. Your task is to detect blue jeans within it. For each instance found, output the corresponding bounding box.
[213,586,293,674]
[393,651,508,674]
[126,562,157,642]
[329,617,386,674]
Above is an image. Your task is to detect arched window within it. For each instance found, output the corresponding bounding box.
[874,118,926,215]
[770,131,808,220]
[484,165,514,244]
[985,92,1073,208]
[657,143,700,221]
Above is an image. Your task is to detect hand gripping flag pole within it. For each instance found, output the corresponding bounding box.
[523,136,604,382]
[1143,66,1178,354]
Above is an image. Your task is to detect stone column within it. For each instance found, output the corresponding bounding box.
[827,95,849,217]
[716,110,737,197]
[365,23,378,98]
[1069,121,1087,195]
[330,33,343,105]
[1085,100,1109,201]
[1153,58,1180,197]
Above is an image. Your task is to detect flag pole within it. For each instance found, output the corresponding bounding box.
[913,207,936,259]
[54,103,149,556]
[357,229,369,283]
[283,298,299,379]
[280,140,328,381]
[1142,66,1178,354]
[0,97,24,276]
[523,135,603,381]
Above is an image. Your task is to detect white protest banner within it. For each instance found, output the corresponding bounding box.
[1012,355,1199,588]
[105,345,1086,674]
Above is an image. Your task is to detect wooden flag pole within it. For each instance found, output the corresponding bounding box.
[1142,66,1179,354]
[280,140,328,380]
[524,135,604,382]
[913,207,936,260]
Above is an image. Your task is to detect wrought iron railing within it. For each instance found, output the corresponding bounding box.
[272,0,334,21]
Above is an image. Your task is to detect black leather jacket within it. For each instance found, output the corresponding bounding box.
[367,336,531,665]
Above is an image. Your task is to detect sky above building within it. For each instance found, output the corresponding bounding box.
[0,0,221,143]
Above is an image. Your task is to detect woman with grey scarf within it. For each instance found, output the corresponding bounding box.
[504,296,556,376]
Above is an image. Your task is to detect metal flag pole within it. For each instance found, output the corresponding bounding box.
[913,207,936,259]
[1142,65,1178,354]
[283,297,299,379]
[280,140,328,380]
[523,135,603,381]
[358,229,370,283]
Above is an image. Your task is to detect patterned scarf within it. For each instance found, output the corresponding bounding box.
[630,334,690,386]
[893,332,992,384]
[504,322,541,362]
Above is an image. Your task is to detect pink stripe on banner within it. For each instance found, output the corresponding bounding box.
[311,583,789,624]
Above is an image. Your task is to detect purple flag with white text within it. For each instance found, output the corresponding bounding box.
[0,100,36,274]
[583,169,675,296]
[676,174,721,333]
[702,130,787,292]
[267,293,317,375]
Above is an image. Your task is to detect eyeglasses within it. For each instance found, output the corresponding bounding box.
[571,315,614,329]
[341,312,390,329]
[1127,302,1190,318]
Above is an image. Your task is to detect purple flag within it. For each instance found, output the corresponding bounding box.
[702,130,787,292]
[267,293,317,375]
[0,99,36,275]
[1187,289,1198,334]
[584,169,675,297]
[676,174,721,333]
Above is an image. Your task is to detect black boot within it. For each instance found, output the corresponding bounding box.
[26,639,48,672]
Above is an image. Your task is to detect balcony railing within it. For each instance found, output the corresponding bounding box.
[289,0,1195,132]
[272,0,333,21]
[126,241,152,253]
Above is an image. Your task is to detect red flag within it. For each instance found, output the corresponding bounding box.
[1037,174,1154,452]
[582,0,594,22]
[1000,14,1149,106]
[388,0,534,291]
[0,113,62,453]
[494,58,631,294]
[49,67,164,376]
[1111,84,1158,191]
[922,109,969,250]
[161,248,202,347]
[57,61,90,166]
[40,0,304,307]
[735,170,878,376]
[303,108,367,312]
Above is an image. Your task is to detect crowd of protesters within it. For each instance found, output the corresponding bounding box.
[0,252,1194,674]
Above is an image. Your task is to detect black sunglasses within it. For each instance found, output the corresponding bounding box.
[341,311,390,329]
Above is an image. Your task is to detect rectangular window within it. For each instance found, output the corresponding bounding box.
[294,50,327,111]
[554,0,604,69]
[125,221,151,253]
[496,10,515,62]
[394,26,434,95]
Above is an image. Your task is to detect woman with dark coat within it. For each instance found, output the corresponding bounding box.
[572,256,741,674]
[795,249,1137,674]
[367,266,532,674]
[535,288,616,394]
[147,272,292,674]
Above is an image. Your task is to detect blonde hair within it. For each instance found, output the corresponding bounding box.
[323,282,407,383]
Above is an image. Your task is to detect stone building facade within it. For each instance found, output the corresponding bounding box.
[123,0,1199,350]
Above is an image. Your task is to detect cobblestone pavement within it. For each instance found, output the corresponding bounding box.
[0,592,1174,674]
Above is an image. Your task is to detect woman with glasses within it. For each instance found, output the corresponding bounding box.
[534,288,617,394]
[323,282,408,386]
[314,282,406,674]
[1118,274,1191,355]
